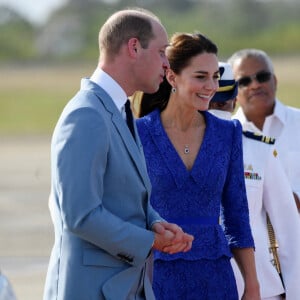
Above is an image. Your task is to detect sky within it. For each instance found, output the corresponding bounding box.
[0,0,296,25]
[0,0,68,25]
[0,0,120,25]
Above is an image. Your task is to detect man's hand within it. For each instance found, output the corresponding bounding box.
[152,222,194,254]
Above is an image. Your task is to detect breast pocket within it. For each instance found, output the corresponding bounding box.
[244,175,264,215]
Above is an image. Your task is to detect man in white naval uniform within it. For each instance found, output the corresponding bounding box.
[209,62,300,300]
[228,48,300,213]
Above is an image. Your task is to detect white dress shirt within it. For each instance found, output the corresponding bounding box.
[231,136,300,299]
[90,67,127,116]
[210,108,300,299]
[233,99,300,205]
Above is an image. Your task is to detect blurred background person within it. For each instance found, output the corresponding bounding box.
[228,49,300,213]
[135,32,260,300]
[209,62,300,300]
[0,270,17,300]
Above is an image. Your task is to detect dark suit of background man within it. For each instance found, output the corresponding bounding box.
[43,7,193,300]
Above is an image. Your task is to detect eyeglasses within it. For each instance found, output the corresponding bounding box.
[237,71,272,88]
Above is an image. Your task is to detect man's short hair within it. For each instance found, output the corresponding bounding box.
[99,8,161,58]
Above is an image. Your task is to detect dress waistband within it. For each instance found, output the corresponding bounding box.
[167,216,219,225]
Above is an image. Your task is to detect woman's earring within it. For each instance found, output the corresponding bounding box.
[171,87,176,93]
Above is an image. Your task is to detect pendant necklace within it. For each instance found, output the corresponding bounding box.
[184,145,190,154]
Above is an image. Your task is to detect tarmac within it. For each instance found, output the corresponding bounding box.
[0,135,53,300]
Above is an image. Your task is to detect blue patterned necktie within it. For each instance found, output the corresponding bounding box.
[125,99,135,139]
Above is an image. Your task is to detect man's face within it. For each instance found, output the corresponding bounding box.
[209,99,236,113]
[232,56,277,118]
[136,21,170,94]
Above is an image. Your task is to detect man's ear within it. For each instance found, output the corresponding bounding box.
[128,38,139,57]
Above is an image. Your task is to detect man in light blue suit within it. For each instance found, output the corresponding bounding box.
[43,8,194,300]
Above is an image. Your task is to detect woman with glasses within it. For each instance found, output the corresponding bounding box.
[229,49,300,214]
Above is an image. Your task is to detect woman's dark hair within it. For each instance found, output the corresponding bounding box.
[138,32,218,117]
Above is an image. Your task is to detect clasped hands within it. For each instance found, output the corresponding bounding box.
[152,222,194,254]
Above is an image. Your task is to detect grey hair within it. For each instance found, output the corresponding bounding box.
[227,48,274,73]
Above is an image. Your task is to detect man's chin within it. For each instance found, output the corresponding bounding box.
[144,85,159,95]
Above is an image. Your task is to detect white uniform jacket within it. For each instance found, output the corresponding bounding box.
[233,99,300,204]
[231,133,300,299]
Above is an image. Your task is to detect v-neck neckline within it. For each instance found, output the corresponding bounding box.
[149,110,211,186]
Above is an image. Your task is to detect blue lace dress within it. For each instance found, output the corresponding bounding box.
[136,109,254,300]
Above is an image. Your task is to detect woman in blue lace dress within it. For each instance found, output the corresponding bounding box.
[135,33,260,299]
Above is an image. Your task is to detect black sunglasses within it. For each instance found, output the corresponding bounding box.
[237,71,272,88]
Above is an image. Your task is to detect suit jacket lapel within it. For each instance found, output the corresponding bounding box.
[82,79,151,191]
[110,112,151,186]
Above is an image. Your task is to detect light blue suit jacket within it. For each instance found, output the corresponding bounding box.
[44,78,162,300]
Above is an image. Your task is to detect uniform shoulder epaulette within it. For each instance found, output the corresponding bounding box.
[242,130,276,144]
